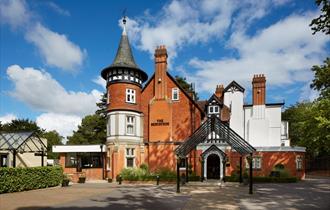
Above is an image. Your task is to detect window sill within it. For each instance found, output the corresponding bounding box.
[125,101,137,105]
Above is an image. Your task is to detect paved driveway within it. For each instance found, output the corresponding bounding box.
[0,177,329,210]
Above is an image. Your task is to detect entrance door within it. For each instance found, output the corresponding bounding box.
[207,154,220,179]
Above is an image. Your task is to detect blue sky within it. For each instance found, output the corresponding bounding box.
[0,0,329,138]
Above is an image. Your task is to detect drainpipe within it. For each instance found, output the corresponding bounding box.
[100,145,104,180]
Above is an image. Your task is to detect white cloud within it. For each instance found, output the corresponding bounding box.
[7,65,102,116]
[47,2,70,16]
[26,23,86,72]
[185,13,329,93]
[36,113,81,138]
[125,0,293,66]
[299,82,319,102]
[124,0,236,65]
[1,0,85,72]
[0,0,30,28]
[0,113,17,124]
[92,76,106,90]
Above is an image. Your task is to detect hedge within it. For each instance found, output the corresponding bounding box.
[119,166,200,182]
[224,175,298,183]
[0,166,63,194]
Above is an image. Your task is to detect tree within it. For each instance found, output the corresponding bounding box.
[175,76,199,100]
[96,92,108,119]
[66,114,106,145]
[42,131,63,159]
[310,0,330,35]
[0,119,65,159]
[0,119,44,135]
[283,58,330,158]
[310,57,330,99]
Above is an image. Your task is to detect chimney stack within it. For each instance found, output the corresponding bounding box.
[215,84,224,99]
[154,45,168,99]
[252,74,266,105]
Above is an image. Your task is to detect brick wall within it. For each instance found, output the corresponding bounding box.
[108,83,142,112]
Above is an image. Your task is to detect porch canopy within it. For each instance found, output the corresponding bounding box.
[175,116,255,157]
[174,115,256,194]
[0,131,47,167]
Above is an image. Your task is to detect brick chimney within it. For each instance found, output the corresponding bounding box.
[252,74,266,105]
[154,45,168,99]
[215,84,224,98]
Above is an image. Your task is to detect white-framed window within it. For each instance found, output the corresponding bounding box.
[126,116,135,135]
[126,148,135,168]
[208,105,219,114]
[296,156,303,170]
[172,88,179,101]
[246,157,262,169]
[126,89,136,103]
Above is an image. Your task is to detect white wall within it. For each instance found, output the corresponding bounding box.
[107,111,143,144]
[244,105,282,147]
[224,91,244,137]
[0,151,47,168]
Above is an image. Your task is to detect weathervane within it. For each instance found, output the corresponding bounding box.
[122,8,127,25]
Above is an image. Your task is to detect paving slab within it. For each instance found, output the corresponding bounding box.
[0,177,329,210]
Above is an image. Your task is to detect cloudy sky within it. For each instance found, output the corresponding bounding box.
[0,0,329,139]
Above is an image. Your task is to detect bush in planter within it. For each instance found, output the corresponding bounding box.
[62,173,70,187]
[0,166,63,194]
[78,176,86,183]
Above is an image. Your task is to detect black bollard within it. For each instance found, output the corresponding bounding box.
[156,175,160,185]
[118,175,122,185]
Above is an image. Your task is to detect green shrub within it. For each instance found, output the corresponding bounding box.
[188,175,201,181]
[156,167,176,181]
[272,164,291,178]
[225,176,239,182]
[0,166,63,194]
[139,163,149,171]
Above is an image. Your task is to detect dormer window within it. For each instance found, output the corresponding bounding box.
[172,88,179,101]
[208,105,219,114]
[126,89,136,103]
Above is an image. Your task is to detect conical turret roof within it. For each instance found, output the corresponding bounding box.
[110,29,139,69]
[101,18,148,82]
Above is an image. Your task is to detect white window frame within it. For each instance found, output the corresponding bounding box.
[246,157,262,169]
[125,148,135,168]
[208,105,219,114]
[296,156,303,170]
[126,89,136,103]
[172,88,179,101]
[126,116,135,135]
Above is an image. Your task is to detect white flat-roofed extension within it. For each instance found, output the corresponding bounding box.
[52,145,106,153]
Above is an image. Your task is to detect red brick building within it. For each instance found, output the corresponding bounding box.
[54,19,305,182]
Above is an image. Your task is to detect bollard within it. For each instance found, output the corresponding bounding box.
[118,175,122,185]
[156,175,160,185]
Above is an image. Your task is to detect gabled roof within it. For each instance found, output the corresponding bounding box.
[175,116,255,157]
[207,94,223,105]
[224,81,245,93]
[0,131,47,152]
[142,72,205,116]
[201,144,226,158]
